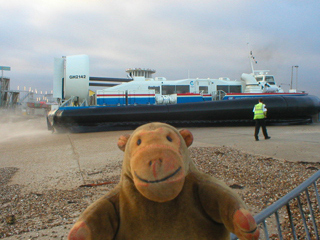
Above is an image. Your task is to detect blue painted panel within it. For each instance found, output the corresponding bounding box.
[97,96,156,105]
[97,97,125,105]
[177,96,203,103]
[202,96,212,101]
[128,97,155,105]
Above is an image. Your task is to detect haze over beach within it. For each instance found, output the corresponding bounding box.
[1,1,320,96]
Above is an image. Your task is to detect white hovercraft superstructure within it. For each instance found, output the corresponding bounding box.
[95,67,304,107]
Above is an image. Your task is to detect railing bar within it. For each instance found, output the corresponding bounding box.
[305,189,319,238]
[297,195,311,239]
[254,170,320,224]
[313,181,320,211]
[262,220,270,240]
[230,171,320,240]
[275,211,283,240]
[287,202,298,240]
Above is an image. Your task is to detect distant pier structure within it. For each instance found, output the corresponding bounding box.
[0,65,54,115]
[0,66,19,108]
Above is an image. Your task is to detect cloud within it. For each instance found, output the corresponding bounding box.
[1,0,320,96]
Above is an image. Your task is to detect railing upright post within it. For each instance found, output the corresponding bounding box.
[286,203,298,240]
[275,211,283,240]
[262,220,270,240]
[313,181,320,212]
[305,189,319,238]
[297,195,311,239]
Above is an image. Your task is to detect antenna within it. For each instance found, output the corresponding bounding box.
[247,43,257,74]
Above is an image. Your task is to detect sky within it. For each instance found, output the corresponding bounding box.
[1,0,320,96]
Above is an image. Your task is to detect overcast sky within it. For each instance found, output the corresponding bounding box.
[1,0,320,96]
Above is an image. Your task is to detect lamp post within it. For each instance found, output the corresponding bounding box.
[294,65,299,90]
[290,65,299,90]
[290,66,293,90]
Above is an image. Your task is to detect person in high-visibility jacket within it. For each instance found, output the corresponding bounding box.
[253,98,271,141]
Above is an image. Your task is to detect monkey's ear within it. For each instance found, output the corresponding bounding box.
[179,129,193,148]
[117,134,130,151]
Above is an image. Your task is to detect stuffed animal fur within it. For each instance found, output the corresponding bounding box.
[68,122,259,240]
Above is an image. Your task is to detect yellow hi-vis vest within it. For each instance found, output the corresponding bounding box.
[254,103,265,119]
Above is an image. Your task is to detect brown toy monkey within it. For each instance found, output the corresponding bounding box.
[68,122,259,240]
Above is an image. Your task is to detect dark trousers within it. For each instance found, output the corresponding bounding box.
[254,119,269,140]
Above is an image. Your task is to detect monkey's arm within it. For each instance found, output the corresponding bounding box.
[68,188,120,240]
[198,178,259,240]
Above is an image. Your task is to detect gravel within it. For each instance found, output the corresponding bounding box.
[1,146,319,239]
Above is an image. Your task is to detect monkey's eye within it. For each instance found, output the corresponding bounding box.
[166,136,173,142]
[137,139,142,145]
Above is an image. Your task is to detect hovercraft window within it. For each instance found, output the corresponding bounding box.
[217,85,242,93]
[162,85,175,95]
[148,86,160,94]
[176,85,189,94]
[199,86,208,94]
[162,85,190,94]
[265,76,275,85]
[256,77,263,82]
[229,85,242,93]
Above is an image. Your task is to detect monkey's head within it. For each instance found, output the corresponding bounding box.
[118,122,193,203]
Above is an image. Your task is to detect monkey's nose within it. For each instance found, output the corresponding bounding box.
[149,158,163,178]
[149,158,163,166]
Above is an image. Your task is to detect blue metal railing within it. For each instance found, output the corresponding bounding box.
[231,170,320,239]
